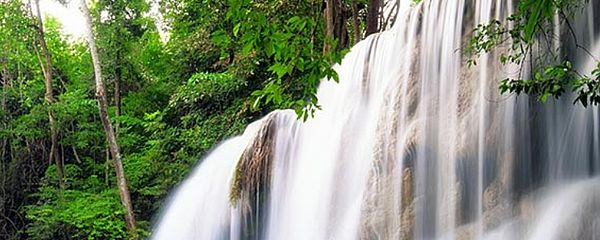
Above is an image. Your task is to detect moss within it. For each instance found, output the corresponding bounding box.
[229,116,276,206]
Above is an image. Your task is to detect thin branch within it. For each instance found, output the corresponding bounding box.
[560,9,599,63]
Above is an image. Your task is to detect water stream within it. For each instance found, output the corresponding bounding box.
[153,1,600,239]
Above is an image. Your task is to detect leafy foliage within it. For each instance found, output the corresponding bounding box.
[168,72,246,113]
[212,0,348,119]
[467,0,599,106]
[25,166,129,240]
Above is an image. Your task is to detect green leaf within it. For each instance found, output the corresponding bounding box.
[233,24,242,37]
[524,0,548,42]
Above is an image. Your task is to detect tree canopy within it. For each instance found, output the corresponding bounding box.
[0,0,382,238]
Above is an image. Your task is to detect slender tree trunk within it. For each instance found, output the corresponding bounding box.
[323,0,335,53]
[105,147,110,186]
[1,59,9,201]
[79,0,137,232]
[323,0,350,51]
[351,0,361,44]
[32,0,64,189]
[114,64,121,136]
[70,123,82,164]
[334,0,349,49]
[365,0,380,36]
[72,146,81,164]
[1,57,9,118]
[1,58,6,108]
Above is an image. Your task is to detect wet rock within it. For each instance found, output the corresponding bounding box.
[359,167,415,240]
[454,222,476,240]
[483,180,512,231]
[230,116,276,205]
[400,200,415,240]
[229,116,277,240]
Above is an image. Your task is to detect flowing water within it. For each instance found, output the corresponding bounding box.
[153,0,600,239]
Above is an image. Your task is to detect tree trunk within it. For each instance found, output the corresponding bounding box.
[79,0,137,233]
[365,0,380,36]
[33,0,64,189]
[114,64,121,136]
[351,0,361,44]
[323,0,350,52]
[323,0,335,53]
[1,57,9,117]
[1,58,9,198]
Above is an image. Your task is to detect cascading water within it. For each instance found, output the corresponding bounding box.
[152,0,600,239]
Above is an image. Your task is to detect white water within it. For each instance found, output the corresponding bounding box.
[153,1,600,239]
[151,123,262,239]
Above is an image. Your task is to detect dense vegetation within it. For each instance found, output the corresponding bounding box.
[0,0,387,238]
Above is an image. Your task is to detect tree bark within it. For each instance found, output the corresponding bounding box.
[114,63,121,136]
[323,0,335,53]
[351,0,361,44]
[79,0,137,233]
[32,0,64,189]
[323,0,350,52]
[365,0,380,36]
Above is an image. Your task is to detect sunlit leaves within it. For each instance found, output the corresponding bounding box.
[521,0,552,43]
[215,0,348,120]
[168,72,244,113]
[573,63,600,107]
[466,20,505,61]
[499,61,572,102]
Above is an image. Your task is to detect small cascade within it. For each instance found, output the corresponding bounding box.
[152,1,600,239]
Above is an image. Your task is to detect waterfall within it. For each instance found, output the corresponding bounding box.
[152,1,600,239]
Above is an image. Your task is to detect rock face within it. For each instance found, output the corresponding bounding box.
[482,180,512,231]
[359,167,415,240]
[400,168,415,240]
[358,29,422,240]
[230,115,276,204]
[229,116,277,240]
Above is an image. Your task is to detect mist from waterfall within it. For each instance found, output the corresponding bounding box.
[152,0,600,239]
